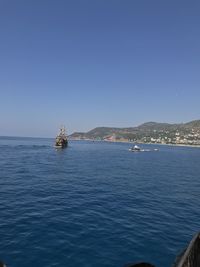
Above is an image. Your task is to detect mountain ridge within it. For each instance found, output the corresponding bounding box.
[69,120,200,145]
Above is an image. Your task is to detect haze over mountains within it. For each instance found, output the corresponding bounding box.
[69,120,200,145]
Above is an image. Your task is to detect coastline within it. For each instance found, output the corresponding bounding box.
[69,139,200,148]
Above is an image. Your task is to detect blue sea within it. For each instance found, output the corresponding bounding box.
[0,137,200,267]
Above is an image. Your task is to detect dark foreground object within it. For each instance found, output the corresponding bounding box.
[173,232,200,267]
[125,263,155,267]
[0,261,6,267]
[125,232,200,267]
[1,233,200,267]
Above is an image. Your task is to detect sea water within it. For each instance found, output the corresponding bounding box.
[0,137,200,267]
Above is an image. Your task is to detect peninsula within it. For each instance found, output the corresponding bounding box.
[69,120,200,146]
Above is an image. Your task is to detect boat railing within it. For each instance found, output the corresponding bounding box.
[1,232,200,267]
[173,232,200,267]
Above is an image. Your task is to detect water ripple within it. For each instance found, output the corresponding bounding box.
[0,139,200,267]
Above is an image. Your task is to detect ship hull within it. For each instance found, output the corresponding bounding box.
[54,141,68,149]
[173,232,200,267]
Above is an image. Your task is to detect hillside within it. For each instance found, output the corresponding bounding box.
[69,120,200,145]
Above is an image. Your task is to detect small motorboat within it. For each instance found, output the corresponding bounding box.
[129,145,142,152]
[128,145,159,153]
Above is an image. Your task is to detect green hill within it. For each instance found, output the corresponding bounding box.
[69,120,200,145]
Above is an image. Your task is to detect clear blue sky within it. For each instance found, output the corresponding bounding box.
[0,0,200,137]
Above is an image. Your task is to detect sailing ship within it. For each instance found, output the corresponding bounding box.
[55,126,68,148]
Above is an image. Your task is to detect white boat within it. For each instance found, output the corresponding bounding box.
[129,145,142,152]
[129,145,151,152]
